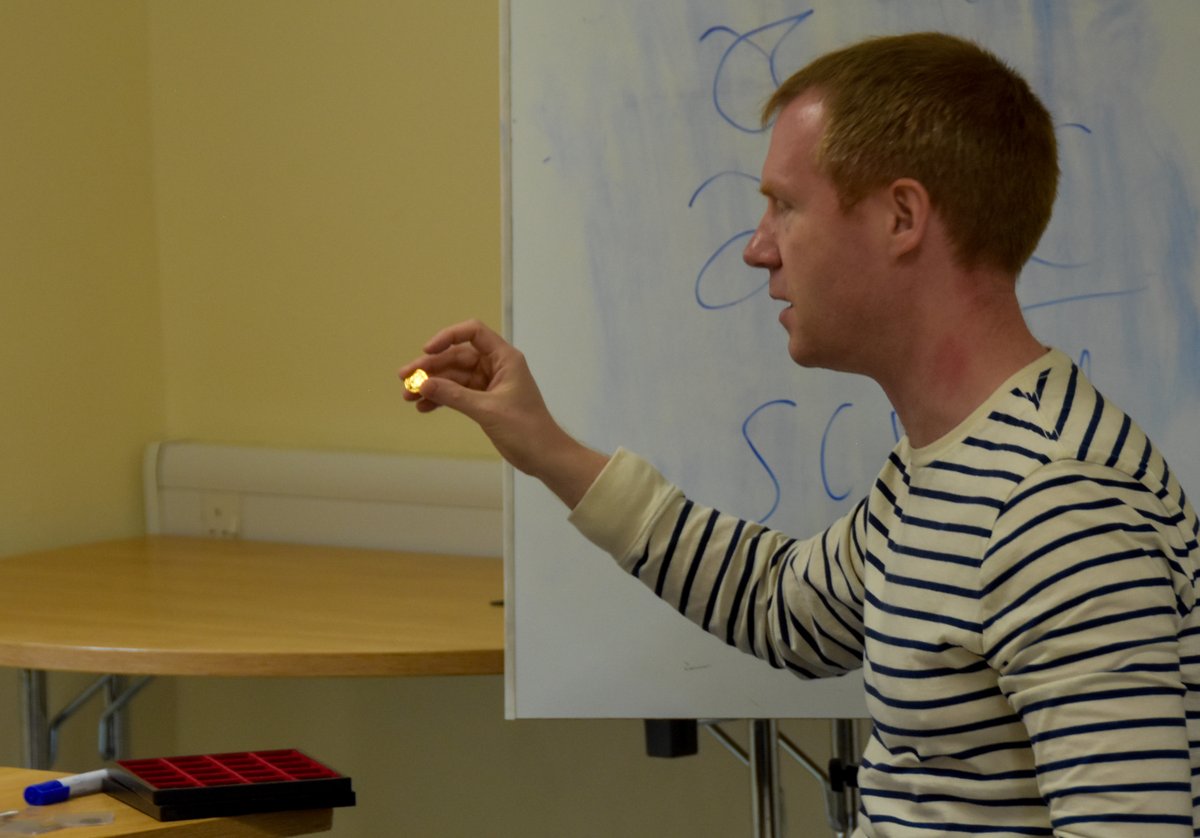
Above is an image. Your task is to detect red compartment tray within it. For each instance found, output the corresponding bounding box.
[103,749,356,821]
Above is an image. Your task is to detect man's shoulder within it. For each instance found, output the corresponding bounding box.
[969,350,1192,524]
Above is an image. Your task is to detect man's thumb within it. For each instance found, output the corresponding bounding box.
[420,377,480,419]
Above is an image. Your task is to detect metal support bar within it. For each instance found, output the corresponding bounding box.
[99,677,153,761]
[49,674,114,768]
[700,717,862,837]
[749,719,783,838]
[778,732,829,787]
[20,670,49,769]
[104,676,125,761]
[700,720,749,766]
[17,670,154,769]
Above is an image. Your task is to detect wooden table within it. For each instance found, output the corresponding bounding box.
[0,767,332,836]
[0,537,505,767]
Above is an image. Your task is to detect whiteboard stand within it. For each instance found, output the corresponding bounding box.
[827,719,862,837]
[700,718,861,837]
[749,720,782,836]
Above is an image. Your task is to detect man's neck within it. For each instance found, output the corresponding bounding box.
[875,273,1046,449]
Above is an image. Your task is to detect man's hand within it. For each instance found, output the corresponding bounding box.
[399,319,609,509]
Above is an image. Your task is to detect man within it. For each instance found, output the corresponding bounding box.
[400,33,1199,836]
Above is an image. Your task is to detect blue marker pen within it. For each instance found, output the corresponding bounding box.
[24,769,109,805]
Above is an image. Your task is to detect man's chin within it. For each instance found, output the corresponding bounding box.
[787,341,820,369]
[786,336,842,372]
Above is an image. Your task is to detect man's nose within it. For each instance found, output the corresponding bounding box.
[743,221,778,269]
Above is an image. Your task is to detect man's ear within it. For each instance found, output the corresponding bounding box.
[885,178,931,259]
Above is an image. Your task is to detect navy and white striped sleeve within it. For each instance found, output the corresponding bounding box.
[981,458,1195,835]
[570,447,867,678]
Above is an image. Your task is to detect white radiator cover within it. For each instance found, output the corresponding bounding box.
[143,441,503,557]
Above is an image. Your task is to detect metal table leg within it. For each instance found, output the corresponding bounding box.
[20,669,50,769]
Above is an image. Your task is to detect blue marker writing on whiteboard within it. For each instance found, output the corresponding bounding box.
[24,769,109,805]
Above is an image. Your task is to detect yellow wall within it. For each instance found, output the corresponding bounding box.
[0,0,167,770]
[149,0,501,455]
[0,2,839,835]
[0,0,164,559]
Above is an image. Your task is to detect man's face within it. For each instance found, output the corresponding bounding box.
[743,93,885,372]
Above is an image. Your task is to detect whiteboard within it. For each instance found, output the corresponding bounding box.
[504,0,1200,719]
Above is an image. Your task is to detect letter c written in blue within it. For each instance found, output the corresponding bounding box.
[820,402,853,501]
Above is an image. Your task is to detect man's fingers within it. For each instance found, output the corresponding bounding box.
[422,318,507,357]
[401,320,514,414]
[398,343,483,395]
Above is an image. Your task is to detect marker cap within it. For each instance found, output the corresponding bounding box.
[24,780,69,805]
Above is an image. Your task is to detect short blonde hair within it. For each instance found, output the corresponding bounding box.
[764,32,1058,275]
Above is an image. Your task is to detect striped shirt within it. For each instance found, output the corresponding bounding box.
[569,349,1200,836]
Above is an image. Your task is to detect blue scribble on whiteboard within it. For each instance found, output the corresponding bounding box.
[688,170,761,207]
[742,398,796,523]
[699,11,814,133]
[689,170,765,310]
[1029,255,1089,270]
[1031,122,1094,269]
[695,231,762,309]
[1020,286,1144,313]
[820,402,854,501]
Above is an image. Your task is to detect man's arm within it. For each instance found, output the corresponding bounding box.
[401,321,868,675]
[398,319,609,508]
[983,460,1194,834]
[570,448,868,678]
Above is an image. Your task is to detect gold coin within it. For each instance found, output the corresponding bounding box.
[404,368,429,394]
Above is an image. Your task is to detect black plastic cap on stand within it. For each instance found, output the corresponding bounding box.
[644,719,699,758]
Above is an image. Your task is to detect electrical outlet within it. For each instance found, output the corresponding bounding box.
[201,492,241,538]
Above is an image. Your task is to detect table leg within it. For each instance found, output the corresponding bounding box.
[19,670,50,769]
[103,675,126,761]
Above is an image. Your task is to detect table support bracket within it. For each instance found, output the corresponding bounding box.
[98,676,153,761]
[21,671,155,769]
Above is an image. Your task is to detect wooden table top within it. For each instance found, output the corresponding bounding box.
[0,767,332,836]
[0,537,504,677]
